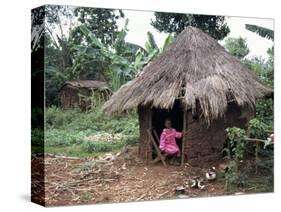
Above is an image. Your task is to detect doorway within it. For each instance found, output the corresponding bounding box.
[151,100,184,158]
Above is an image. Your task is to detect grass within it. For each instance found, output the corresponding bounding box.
[245,175,274,193]
[32,106,139,157]
[225,174,273,194]
[223,161,274,194]
[80,192,94,202]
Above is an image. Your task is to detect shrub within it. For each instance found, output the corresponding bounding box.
[46,106,139,134]
[31,128,44,146]
[225,127,247,191]
[46,106,81,129]
[124,135,139,146]
[45,129,86,146]
[81,135,138,154]
[81,141,113,153]
[248,118,269,139]
[226,127,246,160]
[45,106,139,155]
[224,165,249,191]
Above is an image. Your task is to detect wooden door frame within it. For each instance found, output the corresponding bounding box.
[181,110,187,166]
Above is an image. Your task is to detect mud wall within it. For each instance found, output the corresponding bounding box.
[138,106,152,162]
[184,103,252,165]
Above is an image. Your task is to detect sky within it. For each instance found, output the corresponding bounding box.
[117,10,274,59]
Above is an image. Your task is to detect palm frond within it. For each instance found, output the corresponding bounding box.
[245,24,274,40]
[162,33,174,51]
[147,31,159,50]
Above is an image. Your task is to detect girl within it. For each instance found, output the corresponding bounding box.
[159,119,182,157]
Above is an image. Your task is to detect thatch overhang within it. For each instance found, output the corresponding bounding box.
[102,27,273,122]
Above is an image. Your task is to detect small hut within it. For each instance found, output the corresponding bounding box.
[102,27,273,165]
[59,80,112,111]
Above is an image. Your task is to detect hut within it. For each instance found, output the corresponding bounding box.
[102,27,273,165]
[59,80,112,111]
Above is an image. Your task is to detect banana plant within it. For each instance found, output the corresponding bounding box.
[245,24,274,41]
[75,23,174,91]
[133,32,174,72]
[78,20,137,90]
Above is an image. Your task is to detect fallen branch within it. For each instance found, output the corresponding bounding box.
[156,190,170,199]
[243,137,267,143]
[135,193,146,201]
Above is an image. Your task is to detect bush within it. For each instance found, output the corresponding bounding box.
[45,129,86,146]
[31,128,44,146]
[225,127,248,191]
[124,135,139,146]
[45,106,139,155]
[81,141,113,153]
[81,135,139,153]
[248,118,269,139]
[226,127,246,160]
[255,99,274,128]
[46,106,139,133]
[46,106,81,129]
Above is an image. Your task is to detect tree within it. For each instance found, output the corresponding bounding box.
[31,7,45,51]
[224,37,250,59]
[243,49,274,128]
[245,24,274,41]
[76,24,174,91]
[151,13,230,40]
[72,7,124,46]
[76,21,139,91]
[136,31,174,70]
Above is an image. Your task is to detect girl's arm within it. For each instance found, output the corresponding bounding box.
[175,129,182,138]
[159,132,166,151]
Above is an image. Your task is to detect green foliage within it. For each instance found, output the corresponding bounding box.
[76,23,172,91]
[80,192,94,202]
[225,127,248,191]
[41,6,127,104]
[31,128,44,154]
[31,128,44,147]
[243,45,274,131]
[77,22,141,91]
[72,7,124,45]
[243,50,273,130]
[225,119,274,192]
[224,37,249,59]
[226,127,246,160]
[45,66,67,105]
[245,24,274,41]
[78,88,112,111]
[39,6,180,104]
[46,106,129,132]
[248,118,269,139]
[162,33,174,51]
[31,107,44,127]
[45,129,86,146]
[224,165,249,191]
[46,107,82,128]
[146,31,159,51]
[131,32,174,74]
[45,106,139,157]
[151,13,230,40]
[244,56,273,87]
[81,135,138,153]
[255,99,274,128]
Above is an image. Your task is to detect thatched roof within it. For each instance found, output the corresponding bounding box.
[60,80,107,89]
[103,27,272,122]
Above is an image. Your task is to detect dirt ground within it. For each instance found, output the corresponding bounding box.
[31,146,245,206]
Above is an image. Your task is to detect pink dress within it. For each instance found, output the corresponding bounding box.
[159,128,182,155]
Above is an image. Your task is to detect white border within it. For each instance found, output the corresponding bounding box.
[0,0,280,211]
